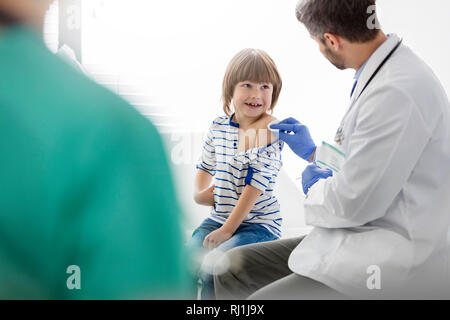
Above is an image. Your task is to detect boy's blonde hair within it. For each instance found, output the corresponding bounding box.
[222,48,282,117]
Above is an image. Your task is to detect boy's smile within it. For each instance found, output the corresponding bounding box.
[244,102,263,108]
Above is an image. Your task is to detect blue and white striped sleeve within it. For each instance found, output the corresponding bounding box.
[196,124,216,176]
[246,142,284,192]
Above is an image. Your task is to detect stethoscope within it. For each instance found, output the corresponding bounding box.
[334,38,403,145]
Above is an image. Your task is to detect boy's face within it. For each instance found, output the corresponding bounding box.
[232,81,273,120]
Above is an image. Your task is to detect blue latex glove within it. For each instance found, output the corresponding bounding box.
[302,163,333,195]
[270,117,316,161]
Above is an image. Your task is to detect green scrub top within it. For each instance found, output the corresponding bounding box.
[0,25,194,299]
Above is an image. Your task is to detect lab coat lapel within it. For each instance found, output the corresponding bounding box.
[351,34,401,103]
[341,35,402,147]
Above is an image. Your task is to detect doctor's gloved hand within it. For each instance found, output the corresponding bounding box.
[302,164,333,195]
[270,117,316,162]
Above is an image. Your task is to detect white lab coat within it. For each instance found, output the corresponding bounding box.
[288,34,450,298]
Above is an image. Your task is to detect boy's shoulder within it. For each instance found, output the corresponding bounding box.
[234,114,279,151]
[255,114,278,147]
[257,114,277,129]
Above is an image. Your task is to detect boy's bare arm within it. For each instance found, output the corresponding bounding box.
[221,185,262,234]
[193,169,215,206]
[203,185,262,248]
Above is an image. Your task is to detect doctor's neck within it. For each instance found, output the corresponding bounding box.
[346,30,388,72]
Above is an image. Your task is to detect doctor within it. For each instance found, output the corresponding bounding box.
[215,0,450,299]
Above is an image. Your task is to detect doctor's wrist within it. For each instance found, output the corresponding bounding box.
[309,148,317,163]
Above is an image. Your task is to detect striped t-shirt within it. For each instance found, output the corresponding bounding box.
[196,114,284,238]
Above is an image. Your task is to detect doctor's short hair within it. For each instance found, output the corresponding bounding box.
[296,0,380,43]
[222,48,282,117]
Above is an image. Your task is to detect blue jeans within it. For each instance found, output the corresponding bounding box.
[186,218,278,300]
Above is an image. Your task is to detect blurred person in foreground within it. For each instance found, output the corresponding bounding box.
[0,0,193,299]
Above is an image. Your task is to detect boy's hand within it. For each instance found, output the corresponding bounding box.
[194,185,215,206]
[203,227,233,249]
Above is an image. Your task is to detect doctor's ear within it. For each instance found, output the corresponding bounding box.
[323,33,342,51]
